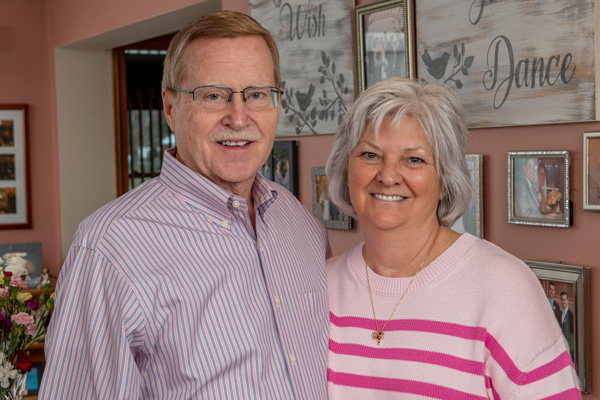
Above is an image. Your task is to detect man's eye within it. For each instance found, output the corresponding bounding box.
[246,89,269,100]
[206,93,225,101]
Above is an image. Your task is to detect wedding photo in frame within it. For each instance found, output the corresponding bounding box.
[311,167,352,230]
[525,260,591,393]
[355,0,415,94]
[0,104,30,229]
[508,151,570,228]
[583,131,600,210]
[451,154,483,237]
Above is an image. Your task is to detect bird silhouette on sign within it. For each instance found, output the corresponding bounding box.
[295,83,315,112]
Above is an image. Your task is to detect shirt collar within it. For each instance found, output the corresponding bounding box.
[158,148,278,222]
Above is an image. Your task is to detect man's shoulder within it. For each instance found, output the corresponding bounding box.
[75,178,164,245]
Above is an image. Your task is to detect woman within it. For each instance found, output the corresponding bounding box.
[325,78,581,399]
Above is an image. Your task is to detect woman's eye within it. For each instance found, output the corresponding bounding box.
[361,152,378,160]
[408,157,425,164]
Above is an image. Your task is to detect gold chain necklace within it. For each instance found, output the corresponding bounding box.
[363,242,434,345]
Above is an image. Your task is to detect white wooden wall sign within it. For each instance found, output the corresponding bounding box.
[249,0,354,136]
[416,0,598,128]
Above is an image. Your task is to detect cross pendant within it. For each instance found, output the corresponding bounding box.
[372,330,384,345]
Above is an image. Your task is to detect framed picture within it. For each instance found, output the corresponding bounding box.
[311,167,352,230]
[0,242,42,288]
[525,260,591,393]
[508,151,570,228]
[583,132,600,210]
[25,362,44,395]
[451,154,483,237]
[355,0,415,94]
[260,140,299,198]
[0,104,30,229]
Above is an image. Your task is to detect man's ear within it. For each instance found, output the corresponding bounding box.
[162,89,176,132]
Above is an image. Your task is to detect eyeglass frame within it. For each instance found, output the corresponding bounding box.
[169,85,284,109]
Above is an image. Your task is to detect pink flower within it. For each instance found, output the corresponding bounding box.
[9,276,28,289]
[11,312,34,328]
[0,287,7,297]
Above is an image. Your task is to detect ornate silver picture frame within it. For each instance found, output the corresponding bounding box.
[355,0,415,94]
[525,260,591,393]
[508,151,570,228]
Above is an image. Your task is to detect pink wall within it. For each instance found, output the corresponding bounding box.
[0,0,597,396]
[0,0,62,277]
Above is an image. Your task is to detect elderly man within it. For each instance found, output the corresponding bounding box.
[515,158,542,218]
[40,11,329,400]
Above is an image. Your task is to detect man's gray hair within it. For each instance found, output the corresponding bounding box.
[325,77,472,227]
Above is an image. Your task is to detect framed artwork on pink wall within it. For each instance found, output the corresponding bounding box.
[0,104,30,229]
[526,260,591,393]
[508,151,570,228]
[355,0,416,94]
[583,131,600,210]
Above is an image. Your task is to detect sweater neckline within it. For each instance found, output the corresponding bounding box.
[348,233,478,295]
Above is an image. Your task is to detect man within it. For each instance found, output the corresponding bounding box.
[515,158,542,218]
[40,11,330,399]
[546,281,561,322]
[560,291,575,361]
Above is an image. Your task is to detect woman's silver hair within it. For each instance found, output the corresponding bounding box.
[325,77,472,227]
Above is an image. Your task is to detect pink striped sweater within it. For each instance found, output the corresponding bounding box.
[327,233,581,399]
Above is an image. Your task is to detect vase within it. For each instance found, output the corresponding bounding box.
[0,373,27,400]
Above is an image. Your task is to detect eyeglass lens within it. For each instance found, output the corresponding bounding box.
[193,86,281,111]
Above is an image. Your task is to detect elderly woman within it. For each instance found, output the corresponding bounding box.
[325,78,580,399]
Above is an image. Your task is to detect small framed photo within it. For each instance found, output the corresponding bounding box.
[508,151,570,228]
[25,362,44,395]
[451,154,483,237]
[260,140,299,198]
[0,104,30,229]
[583,132,600,210]
[0,242,42,288]
[355,0,415,94]
[525,260,591,393]
[311,167,352,230]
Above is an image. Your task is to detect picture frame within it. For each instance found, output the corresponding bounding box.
[0,242,43,288]
[355,0,415,94]
[0,104,30,229]
[311,167,352,230]
[25,362,44,395]
[583,132,600,210]
[451,154,483,237]
[260,140,299,198]
[525,260,591,393]
[508,151,570,228]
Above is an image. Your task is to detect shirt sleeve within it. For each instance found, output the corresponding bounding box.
[39,245,149,400]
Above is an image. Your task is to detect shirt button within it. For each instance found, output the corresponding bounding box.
[220,220,229,228]
[290,354,297,364]
[232,200,241,208]
[259,241,264,250]
[274,297,281,306]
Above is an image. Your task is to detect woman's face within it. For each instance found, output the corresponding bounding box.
[348,117,442,233]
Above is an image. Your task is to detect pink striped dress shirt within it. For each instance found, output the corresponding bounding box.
[39,149,331,400]
[327,234,582,399]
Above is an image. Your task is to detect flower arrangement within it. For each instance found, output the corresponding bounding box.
[547,189,562,211]
[0,255,54,396]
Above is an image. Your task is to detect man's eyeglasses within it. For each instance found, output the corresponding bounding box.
[170,85,283,111]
